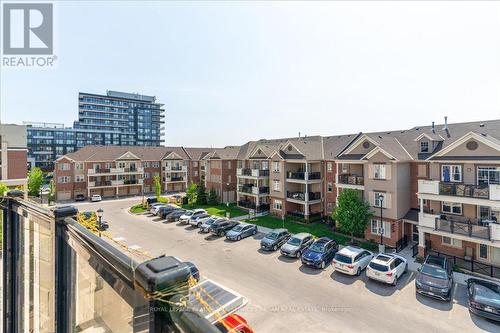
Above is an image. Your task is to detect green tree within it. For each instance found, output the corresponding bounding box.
[153,175,161,199]
[196,183,207,205]
[28,167,44,197]
[186,182,198,204]
[332,189,373,242]
[48,180,55,203]
[0,181,8,197]
[207,188,218,206]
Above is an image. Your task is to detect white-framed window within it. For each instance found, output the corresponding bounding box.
[420,141,429,153]
[441,165,462,182]
[194,170,198,176]
[59,163,70,171]
[118,162,125,168]
[442,236,462,248]
[144,172,150,179]
[273,180,281,192]
[58,176,70,183]
[373,164,386,180]
[370,219,391,238]
[228,175,232,183]
[273,199,283,210]
[341,163,348,173]
[374,191,386,208]
[273,161,280,172]
[327,182,333,192]
[327,162,333,172]
[262,161,269,170]
[442,201,462,215]
[477,166,500,186]
[152,162,160,168]
[193,161,198,167]
[105,162,112,169]
[227,161,232,169]
[75,162,83,170]
[75,175,85,182]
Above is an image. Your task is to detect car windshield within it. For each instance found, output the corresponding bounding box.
[266,232,279,240]
[205,219,216,225]
[473,284,500,306]
[335,254,352,264]
[287,237,302,246]
[232,225,244,232]
[184,211,194,216]
[369,262,389,272]
[420,265,448,279]
[309,242,325,253]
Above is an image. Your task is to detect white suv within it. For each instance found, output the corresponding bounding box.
[179,209,207,224]
[332,246,374,276]
[366,253,407,286]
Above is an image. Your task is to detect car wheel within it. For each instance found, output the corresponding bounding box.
[296,251,301,258]
[273,245,278,251]
[392,275,398,286]
[404,264,408,273]
[237,236,241,241]
[252,230,257,235]
[356,267,361,276]
[321,261,326,269]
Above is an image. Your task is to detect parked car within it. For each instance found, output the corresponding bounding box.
[333,246,374,276]
[165,209,187,222]
[366,253,407,286]
[301,237,338,269]
[148,202,165,214]
[200,217,226,233]
[467,278,500,322]
[187,212,211,226]
[260,228,291,251]
[210,220,239,237]
[75,194,86,201]
[90,194,102,202]
[415,255,453,301]
[150,204,169,216]
[189,214,213,227]
[280,232,314,258]
[179,209,207,224]
[158,205,179,219]
[226,223,258,241]
[215,313,254,333]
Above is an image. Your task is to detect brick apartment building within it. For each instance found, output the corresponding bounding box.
[0,124,28,193]
[55,118,500,272]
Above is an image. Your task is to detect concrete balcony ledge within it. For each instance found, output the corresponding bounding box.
[418,179,439,195]
[418,212,440,229]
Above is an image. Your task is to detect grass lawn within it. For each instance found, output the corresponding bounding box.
[245,214,378,251]
[181,203,248,218]
[129,203,147,214]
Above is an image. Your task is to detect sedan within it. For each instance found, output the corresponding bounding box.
[301,237,338,269]
[226,223,258,241]
[200,217,226,233]
[467,278,500,322]
[210,220,239,237]
[260,228,291,251]
[332,246,374,276]
[90,194,102,202]
[165,209,186,222]
[159,205,179,219]
[366,253,407,286]
[280,232,314,258]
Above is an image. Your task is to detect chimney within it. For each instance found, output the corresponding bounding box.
[298,132,301,138]
[431,121,435,133]
[443,116,448,130]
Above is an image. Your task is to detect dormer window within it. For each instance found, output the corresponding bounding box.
[420,141,429,153]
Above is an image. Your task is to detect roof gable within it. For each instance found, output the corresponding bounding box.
[428,132,500,160]
[116,151,140,160]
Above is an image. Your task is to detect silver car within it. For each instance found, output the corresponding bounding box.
[225,223,258,241]
[280,232,314,258]
[200,217,226,233]
[189,214,212,227]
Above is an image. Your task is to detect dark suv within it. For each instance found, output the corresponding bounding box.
[260,228,291,251]
[416,255,453,301]
[210,220,239,237]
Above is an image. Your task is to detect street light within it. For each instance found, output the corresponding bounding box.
[96,208,104,237]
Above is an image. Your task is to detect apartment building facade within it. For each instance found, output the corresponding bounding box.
[26,90,166,170]
[0,124,28,192]
[203,146,240,203]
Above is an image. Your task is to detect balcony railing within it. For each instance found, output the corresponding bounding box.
[286,211,323,222]
[1,193,224,333]
[168,176,185,182]
[286,171,321,181]
[338,174,364,186]
[237,200,270,212]
[435,217,491,240]
[286,191,322,201]
[439,182,489,199]
[238,168,269,177]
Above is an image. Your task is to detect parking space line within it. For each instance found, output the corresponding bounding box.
[113,236,126,242]
[129,245,142,250]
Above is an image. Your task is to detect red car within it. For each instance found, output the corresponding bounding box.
[215,314,254,333]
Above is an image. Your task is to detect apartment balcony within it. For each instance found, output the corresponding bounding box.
[418,180,500,205]
[111,179,124,186]
[286,191,322,204]
[285,171,321,183]
[123,179,143,185]
[124,167,144,173]
[166,176,185,182]
[237,200,270,212]
[336,174,365,190]
[238,185,269,196]
[236,168,269,178]
[88,181,112,188]
[87,167,139,175]
[164,165,188,172]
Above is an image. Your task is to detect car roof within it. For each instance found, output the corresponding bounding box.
[468,278,500,291]
[425,255,446,268]
[314,237,332,244]
[193,209,206,212]
[338,246,364,257]
[373,253,404,265]
[272,228,288,233]
[292,232,311,239]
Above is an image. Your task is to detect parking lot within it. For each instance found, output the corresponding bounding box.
[74,198,499,333]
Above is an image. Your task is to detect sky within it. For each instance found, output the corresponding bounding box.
[1,1,500,147]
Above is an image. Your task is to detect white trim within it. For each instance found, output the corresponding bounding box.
[115,151,140,160]
[341,134,379,155]
[427,131,500,160]
[280,140,306,157]
[362,146,398,161]
[248,145,270,159]
[268,150,284,160]
[6,148,28,151]
[162,151,183,160]
[413,133,444,142]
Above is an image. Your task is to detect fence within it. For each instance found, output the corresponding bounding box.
[1,192,226,332]
[425,249,500,279]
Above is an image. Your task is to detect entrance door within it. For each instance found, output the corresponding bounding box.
[412,224,419,243]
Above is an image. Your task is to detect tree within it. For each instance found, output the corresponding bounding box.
[207,188,218,206]
[196,183,207,205]
[186,182,198,204]
[0,181,8,197]
[48,180,55,203]
[153,175,161,199]
[332,189,373,242]
[28,167,44,197]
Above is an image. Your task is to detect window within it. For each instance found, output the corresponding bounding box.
[273,180,281,192]
[373,164,386,180]
[273,200,283,210]
[477,167,500,186]
[273,161,280,172]
[441,165,462,182]
[228,175,232,183]
[105,162,112,169]
[59,163,70,171]
[58,176,70,183]
[227,161,232,169]
[417,164,427,178]
[374,192,386,208]
[144,172,150,179]
[442,236,462,248]
[370,220,391,238]
[327,182,333,192]
[152,162,160,168]
[327,162,333,172]
[442,201,462,215]
[193,161,198,167]
[420,141,429,153]
[75,162,83,170]
[479,244,488,260]
[262,161,269,170]
[194,170,198,176]
[75,175,85,182]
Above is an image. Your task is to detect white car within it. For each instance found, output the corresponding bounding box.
[179,209,207,224]
[332,246,374,276]
[90,194,102,202]
[189,214,213,227]
[366,253,408,286]
[150,204,168,216]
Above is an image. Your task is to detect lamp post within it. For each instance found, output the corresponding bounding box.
[39,188,43,205]
[379,194,385,253]
[96,208,104,237]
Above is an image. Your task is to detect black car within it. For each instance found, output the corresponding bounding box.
[260,228,291,251]
[165,209,186,222]
[415,255,453,301]
[75,194,86,201]
[159,205,178,219]
[210,220,239,237]
[467,278,500,322]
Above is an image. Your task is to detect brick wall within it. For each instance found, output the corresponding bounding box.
[7,150,27,179]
